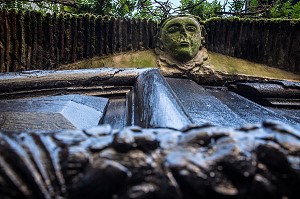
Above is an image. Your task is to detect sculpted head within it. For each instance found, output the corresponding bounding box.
[159,16,202,62]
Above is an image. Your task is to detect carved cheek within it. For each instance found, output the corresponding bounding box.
[187,33,193,41]
[172,32,181,41]
[191,33,201,44]
[165,34,180,46]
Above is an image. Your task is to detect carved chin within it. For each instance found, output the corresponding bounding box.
[171,49,196,62]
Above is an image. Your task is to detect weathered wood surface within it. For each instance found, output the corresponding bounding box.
[0,94,109,131]
[0,69,299,131]
[0,121,299,198]
[0,10,299,74]
[0,69,299,199]
[205,19,300,74]
[0,10,158,72]
[0,68,150,93]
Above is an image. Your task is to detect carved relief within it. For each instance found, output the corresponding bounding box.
[155,16,213,77]
[0,121,300,198]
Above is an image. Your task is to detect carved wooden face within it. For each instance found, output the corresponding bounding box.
[161,17,202,62]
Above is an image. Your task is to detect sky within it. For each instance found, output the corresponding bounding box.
[171,0,226,7]
[172,0,181,7]
[170,0,228,12]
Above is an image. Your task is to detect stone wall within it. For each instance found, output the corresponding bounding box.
[0,10,157,72]
[205,18,300,74]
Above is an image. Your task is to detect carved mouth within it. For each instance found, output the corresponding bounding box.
[180,41,189,46]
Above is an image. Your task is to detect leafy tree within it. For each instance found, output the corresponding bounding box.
[0,0,299,19]
[0,0,77,11]
[0,0,138,17]
[0,0,76,13]
[228,0,245,15]
[291,1,300,18]
[135,0,176,20]
[74,0,137,17]
[268,0,300,18]
[180,0,222,20]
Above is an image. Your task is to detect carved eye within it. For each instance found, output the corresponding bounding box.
[167,26,179,33]
[186,25,197,32]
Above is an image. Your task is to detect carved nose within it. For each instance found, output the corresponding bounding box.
[180,26,188,37]
[180,30,187,38]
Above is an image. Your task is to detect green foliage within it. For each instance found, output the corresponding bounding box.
[0,0,68,13]
[64,0,138,17]
[0,0,140,17]
[133,0,160,20]
[204,16,300,25]
[0,0,160,19]
[291,1,300,18]
[1,0,300,19]
[180,0,222,20]
[250,0,259,8]
[266,0,300,18]
[0,0,66,13]
[228,0,245,15]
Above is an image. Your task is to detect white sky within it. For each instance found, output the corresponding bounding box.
[171,0,226,7]
[171,0,181,7]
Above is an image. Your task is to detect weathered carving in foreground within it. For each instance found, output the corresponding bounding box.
[0,121,299,198]
[155,16,212,77]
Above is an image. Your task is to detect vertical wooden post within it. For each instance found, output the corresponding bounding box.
[94,16,100,56]
[11,10,18,71]
[24,11,31,70]
[127,19,133,51]
[77,15,84,59]
[148,20,156,49]
[104,16,110,55]
[206,21,214,51]
[138,18,142,50]
[122,18,127,52]
[19,10,26,70]
[84,14,90,58]
[109,17,115,54]
[36,12,43,69]
[132,19,138,50]
[5,10,11,72]
[58,14,65,64]
[0,10,5,72]
[70,15,77,63]
[48,13,55,68]
[63,14,71,64]
[116,17,122,52]
[143,19,149,50]
[90,15,95,58]
[31,11,38,69]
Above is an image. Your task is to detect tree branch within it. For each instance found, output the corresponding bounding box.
[179,0,206,12]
